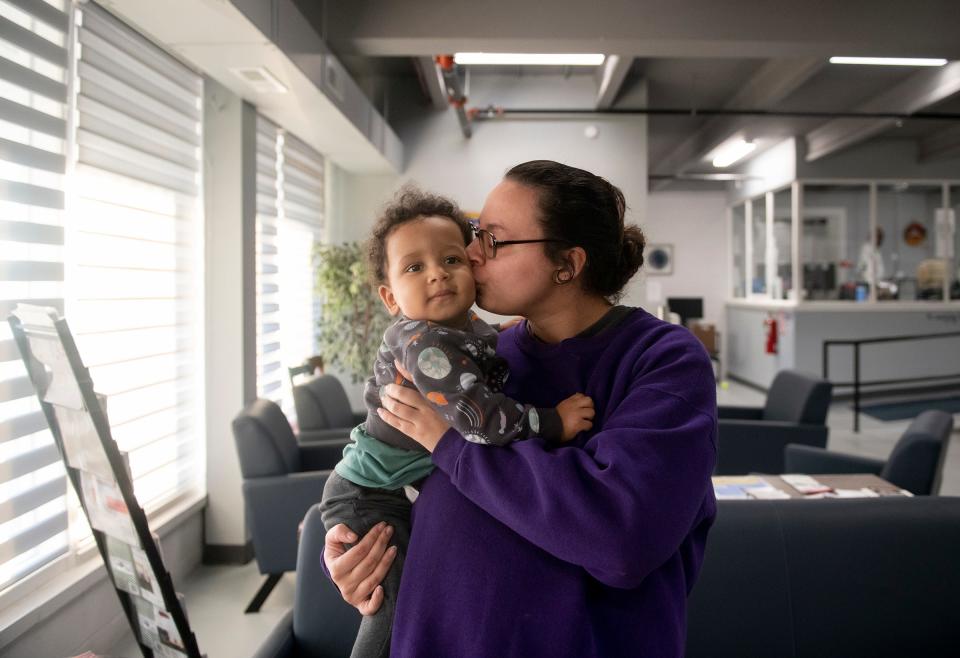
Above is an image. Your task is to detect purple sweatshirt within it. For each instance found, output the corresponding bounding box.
[391,307,718,657]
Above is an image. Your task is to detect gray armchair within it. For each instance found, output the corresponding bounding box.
[232,398,345,612]
[716,370,833,475]
[253,503,362,658]
[784,409,954,495]
[293,374,367,443]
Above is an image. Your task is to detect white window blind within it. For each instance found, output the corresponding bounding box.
[69,2,203,511]
[255,116,283,407]
[255,118,324,420]
[0,0,71,592]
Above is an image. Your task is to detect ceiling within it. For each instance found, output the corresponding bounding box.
[292,0,960,186]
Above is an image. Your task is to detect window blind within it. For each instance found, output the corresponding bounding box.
[255,115,284,408]
[69,2,203,510]
[0,0,71,591]
[256,119,324,421]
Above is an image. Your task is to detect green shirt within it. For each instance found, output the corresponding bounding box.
[335,424,435,489]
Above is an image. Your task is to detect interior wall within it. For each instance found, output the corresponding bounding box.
[643,191,730,334]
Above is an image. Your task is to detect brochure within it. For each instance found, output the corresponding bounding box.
[79,471,138,545]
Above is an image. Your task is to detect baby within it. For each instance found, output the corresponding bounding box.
[319,187,594,658]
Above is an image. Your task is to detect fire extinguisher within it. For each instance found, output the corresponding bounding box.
[764,314,778,355]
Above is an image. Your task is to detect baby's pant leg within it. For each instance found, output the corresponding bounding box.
[319,472,412,658]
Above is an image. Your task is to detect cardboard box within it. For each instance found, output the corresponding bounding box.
[690,322,717,354]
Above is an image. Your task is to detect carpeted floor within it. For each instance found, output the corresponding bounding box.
[859,396,960,421]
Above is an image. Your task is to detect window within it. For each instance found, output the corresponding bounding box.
[255,117,324,421]
[69,3,204,509]
[0,0,204,594]
[0,0,71,592]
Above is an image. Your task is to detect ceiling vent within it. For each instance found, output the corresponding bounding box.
[229,66,288,94]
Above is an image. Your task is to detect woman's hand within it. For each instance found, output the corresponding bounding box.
[324,522,398,615]
[377,360,450,452]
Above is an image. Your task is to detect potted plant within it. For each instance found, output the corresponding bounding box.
[313,242,392,383]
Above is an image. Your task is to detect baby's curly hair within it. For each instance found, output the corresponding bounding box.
[366,185,472,285]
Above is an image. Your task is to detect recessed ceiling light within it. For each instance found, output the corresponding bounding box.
[453,53,605,66]
[711,139,757,168]
[829,56,947,67]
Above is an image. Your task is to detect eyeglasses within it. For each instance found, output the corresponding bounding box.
[470,224,569,261]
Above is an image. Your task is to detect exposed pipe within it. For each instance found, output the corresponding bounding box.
[435,55,472,138]
[468,105,960,121]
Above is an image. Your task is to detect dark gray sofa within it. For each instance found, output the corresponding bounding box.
[687,497,960,657]
[255,497,960,657]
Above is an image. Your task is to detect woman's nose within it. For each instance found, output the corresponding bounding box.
[466,240,484,267]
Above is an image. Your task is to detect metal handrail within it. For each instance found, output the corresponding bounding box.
[822,331,960,431]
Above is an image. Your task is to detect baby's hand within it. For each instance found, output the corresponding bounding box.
[556,393,595,441]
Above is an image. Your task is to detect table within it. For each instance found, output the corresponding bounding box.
[713,473,913,500]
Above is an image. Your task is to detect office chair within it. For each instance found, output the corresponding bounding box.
[784,409,954,495]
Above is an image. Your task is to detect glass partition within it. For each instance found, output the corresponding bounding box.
[772,188,793,299]
[801,183,871,301]
[731,204,746,298]
[750,197,767,295]
[877,183,943,301]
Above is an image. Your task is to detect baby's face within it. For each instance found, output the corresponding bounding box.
[379,216,476,326]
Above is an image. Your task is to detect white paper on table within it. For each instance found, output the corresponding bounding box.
[831,488,880,498]
[746,487,791,500]
[781,473,831,494]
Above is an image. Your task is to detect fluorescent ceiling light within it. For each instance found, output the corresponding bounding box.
[829,56,947,67]
[453,53,605,66]
[712,139,757,168]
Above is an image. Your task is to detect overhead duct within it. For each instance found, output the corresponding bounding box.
[435,55,472,138]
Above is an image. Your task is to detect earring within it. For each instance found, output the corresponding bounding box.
[553,269,573,284]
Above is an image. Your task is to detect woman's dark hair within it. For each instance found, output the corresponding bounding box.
[505,160,645,303]
[366,185,472,285]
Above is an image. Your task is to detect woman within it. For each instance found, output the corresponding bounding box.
[324,160,718,657]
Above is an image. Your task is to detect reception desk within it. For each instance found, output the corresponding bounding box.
[725,300,960,391]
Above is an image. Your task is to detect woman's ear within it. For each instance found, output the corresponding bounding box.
[566,246,588,279]
[378,285,401,316]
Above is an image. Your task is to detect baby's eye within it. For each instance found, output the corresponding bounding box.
[405,263,423,273]
[445,256,463,264]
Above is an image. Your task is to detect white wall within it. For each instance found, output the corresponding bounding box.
[641,191,730,334]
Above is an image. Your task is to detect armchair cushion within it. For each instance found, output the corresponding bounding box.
[243,471,330,574]
[298,428,353,442]
[716,420,828,475]
[716,405,764,420]
[299,439,350,472]
[784,444,885,475]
